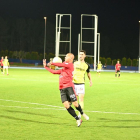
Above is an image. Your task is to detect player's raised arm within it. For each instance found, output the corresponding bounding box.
[52,62,71,68]
[52,53,74,68]
[43,59,61,74]
[45,66,62,74]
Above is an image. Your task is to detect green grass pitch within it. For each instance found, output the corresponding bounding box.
[0,69,140,140]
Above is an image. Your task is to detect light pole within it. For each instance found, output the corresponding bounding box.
[138,21,140,73]
[44,17,47,59]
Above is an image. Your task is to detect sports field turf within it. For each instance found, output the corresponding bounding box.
[0,68,140,140]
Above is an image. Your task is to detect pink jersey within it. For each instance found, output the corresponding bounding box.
[45,62,74,89]
[0,59,3,66]
[115,63,121,70]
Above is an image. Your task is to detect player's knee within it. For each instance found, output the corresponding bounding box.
[72,101,78,107]
[63,102,70,109]
[79,98,84,102]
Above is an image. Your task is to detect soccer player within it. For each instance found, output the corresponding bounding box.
[73,50,92,119]
[43,53,89,127]
[115,61,121,77]
[3,56,10,75]
[0,56,4,74]
[97,61,102,77]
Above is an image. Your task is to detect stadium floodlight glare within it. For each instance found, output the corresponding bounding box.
[44,17,47,59]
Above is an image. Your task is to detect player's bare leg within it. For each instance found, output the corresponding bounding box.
[3,68,5,75]
[6,68,9,75]
[98,71,100,77]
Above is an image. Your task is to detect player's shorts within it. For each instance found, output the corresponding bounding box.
[60,87,77,103]
[1,66,3,68]
[97,69,101,72]
[74,84,85,96]
[4,66,8,69]
[116,70,120,72]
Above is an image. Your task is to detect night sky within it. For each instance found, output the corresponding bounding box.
[0,0,140,59]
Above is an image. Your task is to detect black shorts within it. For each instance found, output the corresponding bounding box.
[60,87,77,103]
[116,70,120,72]
[1,66,3,68]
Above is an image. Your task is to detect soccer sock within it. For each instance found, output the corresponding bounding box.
[79,101,84,116]
[67,106,79,120]
[118,74,120,77]
[1,68,2,72]
[79,101,84,109]
[115,74,117,77]
[76,104,83,115]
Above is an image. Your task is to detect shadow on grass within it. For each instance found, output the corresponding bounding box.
[0,115,74,126]
[98,126,140,128]
[99,118,140,122]
[5,110,57,118]
[1,114,140,128]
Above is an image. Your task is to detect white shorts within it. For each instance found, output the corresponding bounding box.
[4,66,8,69]
[74,84,85,96]
[97,69,101,72]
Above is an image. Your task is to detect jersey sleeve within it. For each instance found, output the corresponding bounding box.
[86,63,90,73]
[51,62,71,68]
[45,66,62,74]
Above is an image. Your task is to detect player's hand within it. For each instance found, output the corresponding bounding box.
[47,63,51,67]
[89,80,92,87]
[43,59,46,67]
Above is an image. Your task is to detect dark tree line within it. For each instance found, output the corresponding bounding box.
[0,17,55,54]
[0,16,139,60]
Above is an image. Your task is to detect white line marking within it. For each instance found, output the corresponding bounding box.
[0,105,140,115]
[84,110,140,115]
[0,105,65,110]
[0,99,64,109]
[0,99,140,115]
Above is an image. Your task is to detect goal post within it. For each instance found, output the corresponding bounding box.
[81,14,98,71]
[55,14,72,57]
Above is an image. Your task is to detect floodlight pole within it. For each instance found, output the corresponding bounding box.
[94,15,98,71]
[78,33,81,60]
[139,21,140,73]
[97,33,100,64]
[56,14,63,57]
[44,17,47,59]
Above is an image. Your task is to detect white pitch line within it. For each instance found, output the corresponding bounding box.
[0,105,65,110]
[0,99,65,109]
[84,110,140,115]
[0,99,140,116]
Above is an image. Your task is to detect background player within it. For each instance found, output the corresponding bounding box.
[97,61,102,77]
[43,53,89,127]
[0,56,4,74]
[73,50,92,119]
[3,56,10,75]
[115,61,121,77]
